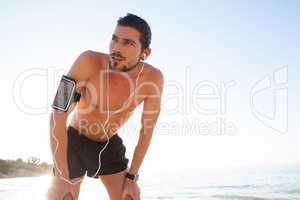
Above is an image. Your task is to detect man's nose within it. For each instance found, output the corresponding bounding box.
[111,40,124,52]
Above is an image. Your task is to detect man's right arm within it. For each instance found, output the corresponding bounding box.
[49,50,95,179]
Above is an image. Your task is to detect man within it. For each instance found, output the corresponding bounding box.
[47,13,164,200]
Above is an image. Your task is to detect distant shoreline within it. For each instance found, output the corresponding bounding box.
[0,158,52,179]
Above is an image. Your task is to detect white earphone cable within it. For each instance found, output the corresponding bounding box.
[90,60,144,178]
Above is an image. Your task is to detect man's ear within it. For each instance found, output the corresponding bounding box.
[142,48,151,60]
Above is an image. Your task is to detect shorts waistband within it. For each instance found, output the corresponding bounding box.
[67,125,119,144]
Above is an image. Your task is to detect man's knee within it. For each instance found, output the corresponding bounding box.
[46,176,82,200]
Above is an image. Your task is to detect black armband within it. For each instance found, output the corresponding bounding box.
[51,75,81,112]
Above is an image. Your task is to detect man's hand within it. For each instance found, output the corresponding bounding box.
[48,167,77,200]
[121,179,140,200]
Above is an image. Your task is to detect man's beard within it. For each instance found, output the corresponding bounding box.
[109,60,140,72]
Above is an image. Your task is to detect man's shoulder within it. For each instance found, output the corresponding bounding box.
[67,50,108,82]
[81,50,108,64]
[142,63,164,97]
[143,63,164,83]
[78,50,109,72]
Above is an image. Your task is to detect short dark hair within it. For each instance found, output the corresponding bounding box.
[117,13,152,49]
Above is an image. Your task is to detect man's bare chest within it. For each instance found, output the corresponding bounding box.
[81,71,146,114]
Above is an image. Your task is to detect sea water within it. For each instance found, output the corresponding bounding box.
[0,164,299,200]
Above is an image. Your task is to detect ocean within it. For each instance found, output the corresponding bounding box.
[0,164,299,200]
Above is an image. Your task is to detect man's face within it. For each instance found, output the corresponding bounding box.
[109,25,143,71]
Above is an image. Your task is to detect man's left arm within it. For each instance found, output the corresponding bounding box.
[122,69,164,200]
[128,69,164,175]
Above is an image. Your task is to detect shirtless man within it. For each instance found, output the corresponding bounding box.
[47,13,164,200]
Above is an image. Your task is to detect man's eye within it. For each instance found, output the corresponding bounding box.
[123,40,134,46]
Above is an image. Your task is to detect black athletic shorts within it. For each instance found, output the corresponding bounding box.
[66,126,129,179]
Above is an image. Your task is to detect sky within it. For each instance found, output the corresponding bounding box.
[1,0,299,172]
